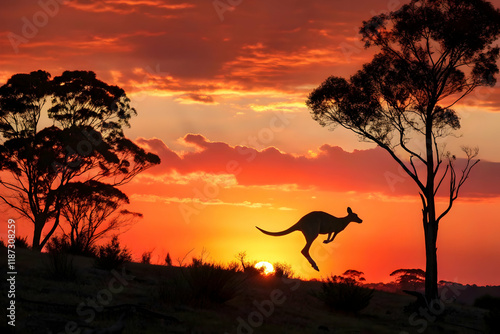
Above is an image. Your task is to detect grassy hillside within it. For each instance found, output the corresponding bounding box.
[1,248,495,333]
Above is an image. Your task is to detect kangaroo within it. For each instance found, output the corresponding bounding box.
[256,207,362,271]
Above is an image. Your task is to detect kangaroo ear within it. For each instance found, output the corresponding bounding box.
[347,207,352,214]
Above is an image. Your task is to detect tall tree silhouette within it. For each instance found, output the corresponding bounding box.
[0,70,160,251]
[307,0,500,302]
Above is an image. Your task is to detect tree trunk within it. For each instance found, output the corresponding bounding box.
[424,215,439,302]
[424,105,439,302]
[32,219,44,252]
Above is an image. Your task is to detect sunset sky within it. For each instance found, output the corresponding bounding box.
[1,0,500,285]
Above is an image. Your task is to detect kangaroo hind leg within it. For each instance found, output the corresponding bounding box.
[301,237,319,271]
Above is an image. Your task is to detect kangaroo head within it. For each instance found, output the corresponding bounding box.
[347,207,362,223]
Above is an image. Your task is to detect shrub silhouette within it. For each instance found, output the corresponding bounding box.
[318,275,374,313]
[94,235,132,270]
[273,262,295,279]
[44,234,97,257]
[15,236,31,249]
[141,250,153,264]
[159,262,244,307]
[44,236,77,280]
[165,252,172,266]
[185,263,244,306]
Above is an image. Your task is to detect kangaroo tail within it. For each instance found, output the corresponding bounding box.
[256,225,297,237]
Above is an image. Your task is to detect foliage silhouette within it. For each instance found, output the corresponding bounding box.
[390,268,425,291]
[235,250,264,276]
[141,250,153,264]
[318,275,374,313]
[14,235,31,249]
[165,252,173,266]
[0,70,160,251]
[342,269,366,283]
[94,235,132,270]
[158,262,244,307]
[60,180,142,255]
[307,0,500,301]
[45,235,77,280]
[272,262,295,279]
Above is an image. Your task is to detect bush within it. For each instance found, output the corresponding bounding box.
[159,263,244,307]
[44,235,96,257]
[44,236,77,280]
[186,263,244,306]
[165,253,172,266]
[318,275,374,313]
[225,261,241,272]
[94,235,132,270]
[67,240,97,257]
[141,250,153,264]
[273,262,294,279]
[45,235,71,253]
[15,236,31,249]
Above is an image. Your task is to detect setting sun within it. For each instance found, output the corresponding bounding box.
[254,261,275,275]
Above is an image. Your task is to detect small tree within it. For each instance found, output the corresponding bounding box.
[307,0,500,302]
[60,180,142,255]
[235,251,249,271]
[141,250,153,264]
[342,269,366,284]
[390,268,425,291]
[165,253,173,266]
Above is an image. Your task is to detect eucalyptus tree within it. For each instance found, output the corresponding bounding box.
[307,0,500,301]
[0,70,160,250]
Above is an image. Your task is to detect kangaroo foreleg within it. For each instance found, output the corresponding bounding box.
[323,232,338,244]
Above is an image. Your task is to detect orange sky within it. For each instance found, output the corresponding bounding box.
[1,0,500,285]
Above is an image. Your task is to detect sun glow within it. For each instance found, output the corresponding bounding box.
[254,261,275,275]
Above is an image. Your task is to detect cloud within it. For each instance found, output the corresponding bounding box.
[175,93,217,105]
[136,134,500,199]
[129,193,273,209]
[65,0,195,15]
[0,1,386,102]
[2,0,499,111]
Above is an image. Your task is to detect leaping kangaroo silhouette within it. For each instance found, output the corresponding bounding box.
[256,207,362,271]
